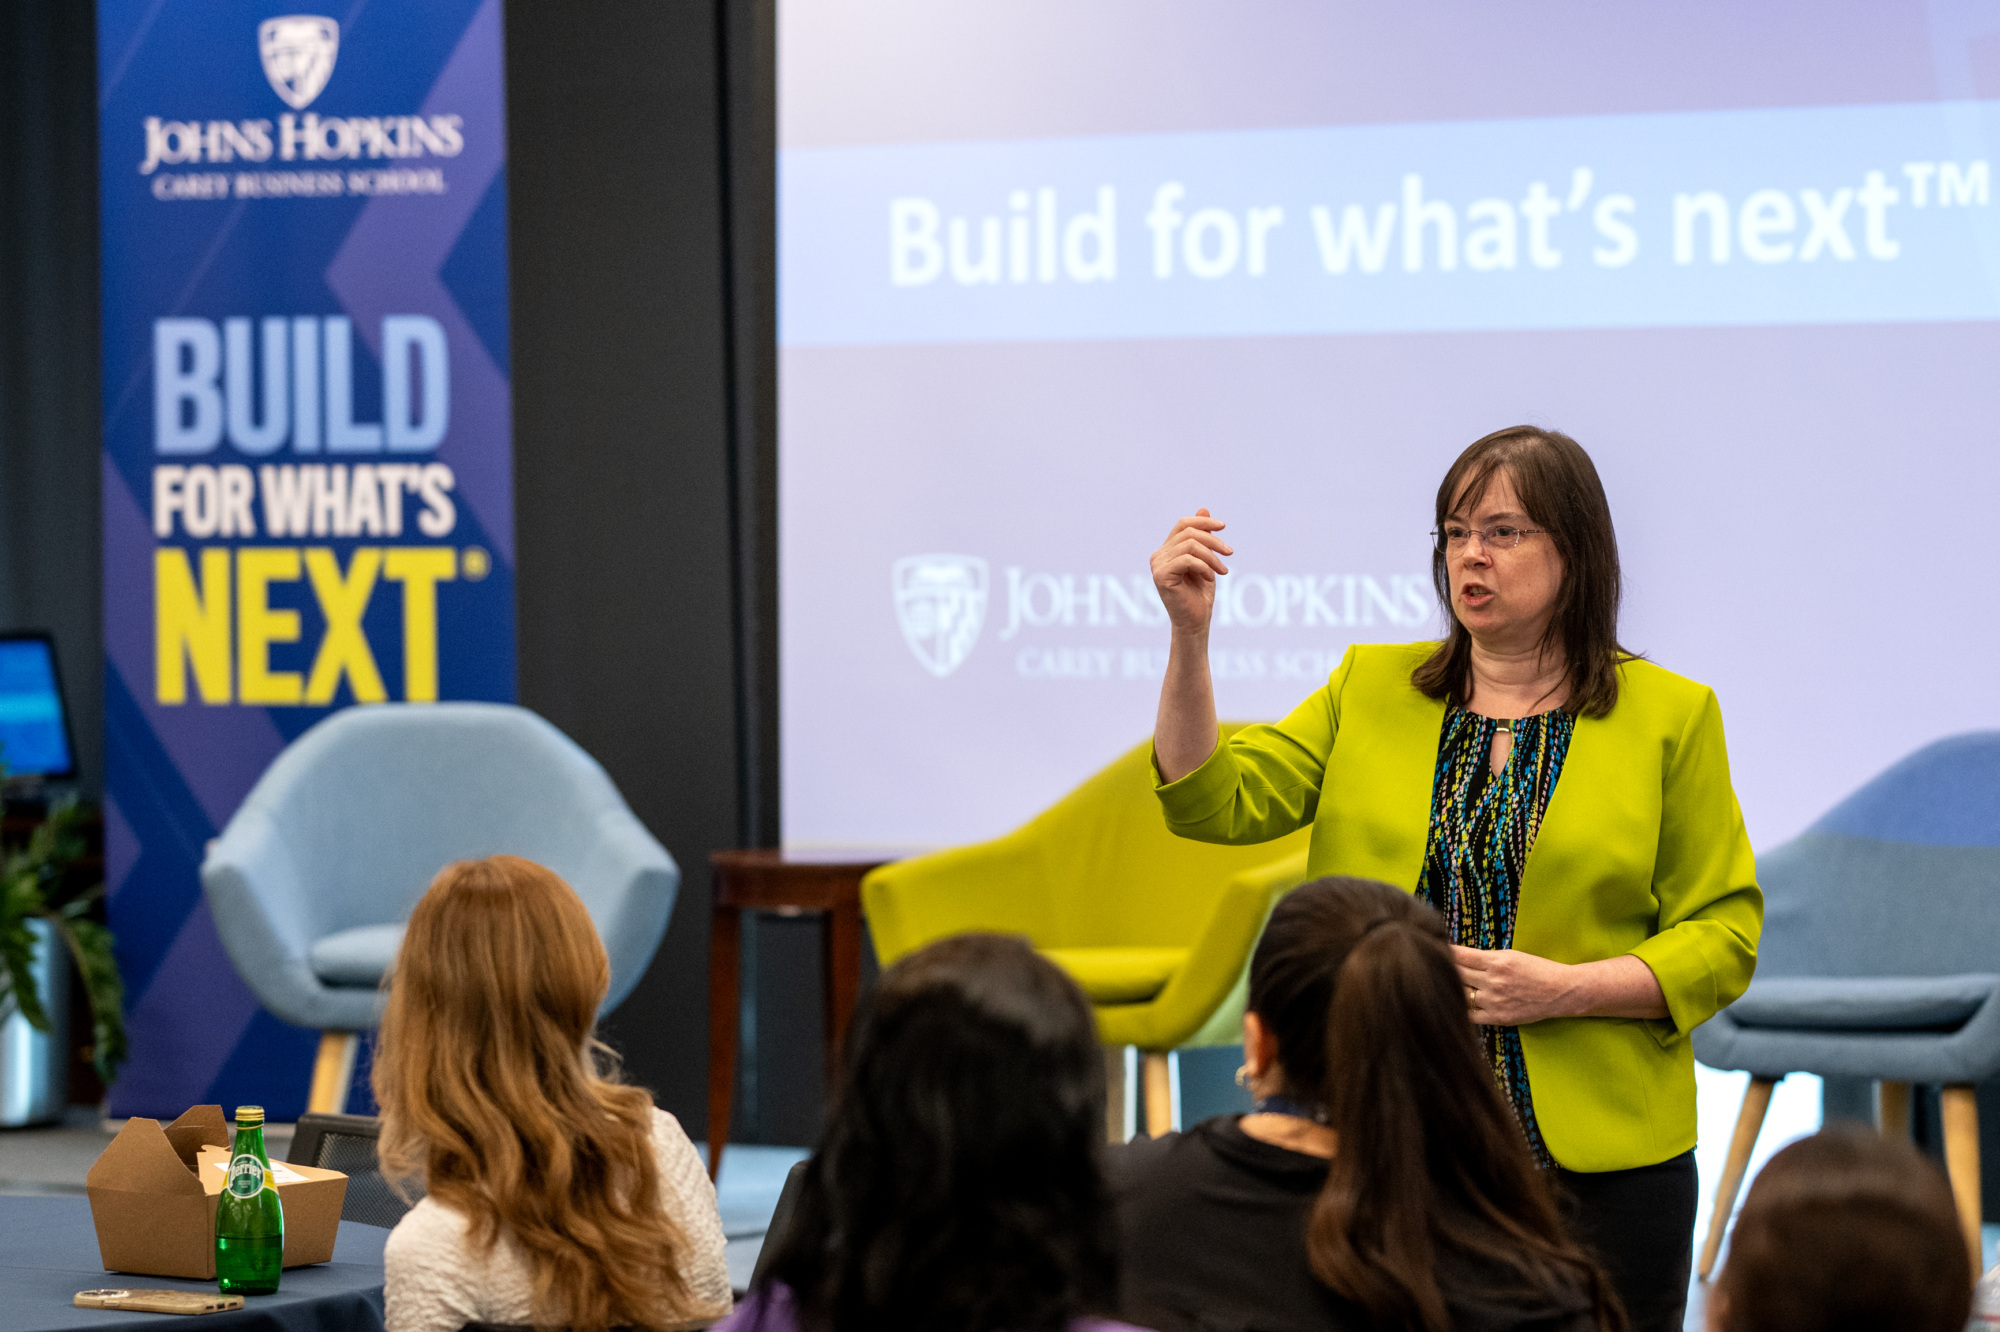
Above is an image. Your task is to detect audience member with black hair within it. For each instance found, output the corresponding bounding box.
[1708,1126,1970,1332]
[1107,876,1623,1332]
[724,932,1150,1332]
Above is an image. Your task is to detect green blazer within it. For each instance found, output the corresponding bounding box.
[1155,641,1762,1172]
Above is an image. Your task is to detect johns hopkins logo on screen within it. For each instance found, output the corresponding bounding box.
[894,554,1435,681]
[896,548,1440,680]
[135,13,465,193]
[259,16,340,111]
[894,555,989,677]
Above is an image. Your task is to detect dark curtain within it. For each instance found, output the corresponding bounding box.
[504,0,786,1138]
[0,0,104,794]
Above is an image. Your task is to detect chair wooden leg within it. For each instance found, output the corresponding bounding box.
[1697,1074,1776,1281]
[1143,1052,1176,1138]
[1942,1084,1984,1279]
[1878,1079,1912,1138]
[307,1031,359,1115]
[1104,1046,1136,1143]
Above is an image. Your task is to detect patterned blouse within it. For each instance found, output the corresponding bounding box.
[1415,705,1576,1168]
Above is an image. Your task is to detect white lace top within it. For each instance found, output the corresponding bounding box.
[383,1107,733,1332]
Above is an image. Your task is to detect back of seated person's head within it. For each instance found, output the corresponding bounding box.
[1252,877,1622,1332]
[373,855,691,1331]
[1711,1126,1970,1332]
[761,932,1115,1332]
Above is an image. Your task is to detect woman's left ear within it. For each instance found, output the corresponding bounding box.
[1242,1011,1280,1080]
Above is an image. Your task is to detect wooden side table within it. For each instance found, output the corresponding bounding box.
[706,848,905,1180]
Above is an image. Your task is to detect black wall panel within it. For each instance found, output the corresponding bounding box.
[0,0,103,794]
[506,0,790,1138]
[505,0,737,1129]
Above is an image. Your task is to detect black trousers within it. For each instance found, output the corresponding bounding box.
[1553,1150,1698,1332]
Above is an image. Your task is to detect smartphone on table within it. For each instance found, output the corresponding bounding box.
[74,1289,247,1315]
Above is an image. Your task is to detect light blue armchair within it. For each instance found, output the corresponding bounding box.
[1692,731,2000,1278]
[201,703,679,1113]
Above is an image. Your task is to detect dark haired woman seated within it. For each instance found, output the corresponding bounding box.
[1710,1126,1970,1332]
[723,932,1151,1332]
[1107,877,1622,1332]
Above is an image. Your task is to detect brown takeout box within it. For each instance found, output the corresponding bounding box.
[84,1105,349,1279]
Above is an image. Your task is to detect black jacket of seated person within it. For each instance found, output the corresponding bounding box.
[1106,1116,1598,1332]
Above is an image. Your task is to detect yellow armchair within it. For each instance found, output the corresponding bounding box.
[862,726,1311,1135]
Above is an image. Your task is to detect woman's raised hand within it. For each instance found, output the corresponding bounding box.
[1150,509,1233,636]
[1151,508,1229,781]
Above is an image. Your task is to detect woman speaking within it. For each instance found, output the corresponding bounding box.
[1149,426,1760,1332]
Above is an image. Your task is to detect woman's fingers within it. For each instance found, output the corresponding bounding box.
[1153,531,1228,561]
[1152,530,1230,578]
[1458,949,1513,1023]
[1164,515,1224,537]
[1164,508,1228,537]
[1452,945,1495,980]
[1155,554,1220,587]
[1172,527,1233,555]
[1457,950,1577,1027]
[1153,509,1232,589]
[1169,537,1229,575]
[1151,509,1233,635]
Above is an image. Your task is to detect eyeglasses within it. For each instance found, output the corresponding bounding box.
[1431,524,1546,553]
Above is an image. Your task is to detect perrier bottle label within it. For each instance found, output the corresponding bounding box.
[214,1105,284,1295]
[227,1153,265,1196]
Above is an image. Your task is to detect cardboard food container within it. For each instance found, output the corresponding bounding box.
[84,1105,349,1279]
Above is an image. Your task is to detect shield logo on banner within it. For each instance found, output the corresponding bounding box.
[259,16,340,110]
[893,555,989,677]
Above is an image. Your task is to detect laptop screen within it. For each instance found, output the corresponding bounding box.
[0,637,75,779]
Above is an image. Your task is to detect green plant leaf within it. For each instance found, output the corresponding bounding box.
[0,797,124,1078]
[54,913,126,1082]
[0,912,52,1032]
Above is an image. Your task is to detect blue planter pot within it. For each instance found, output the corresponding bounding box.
[0,918,71,1126]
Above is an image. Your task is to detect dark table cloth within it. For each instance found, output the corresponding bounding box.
[0,1196,388,1332]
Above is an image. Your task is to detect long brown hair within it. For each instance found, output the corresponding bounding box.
[1250,878,1622,1332]
[1715,1127,1970,1332]
[373,855,690,1330]
[1410,426,1633,717]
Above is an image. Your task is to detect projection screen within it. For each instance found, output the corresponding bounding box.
[779,1,2000,853]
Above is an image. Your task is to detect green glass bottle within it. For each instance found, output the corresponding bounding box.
[214,1105,283,1295]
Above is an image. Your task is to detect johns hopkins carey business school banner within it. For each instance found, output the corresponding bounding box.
[98,0,513,1117]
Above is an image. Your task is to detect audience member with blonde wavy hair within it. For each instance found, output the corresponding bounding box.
[376,855,730,1332]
